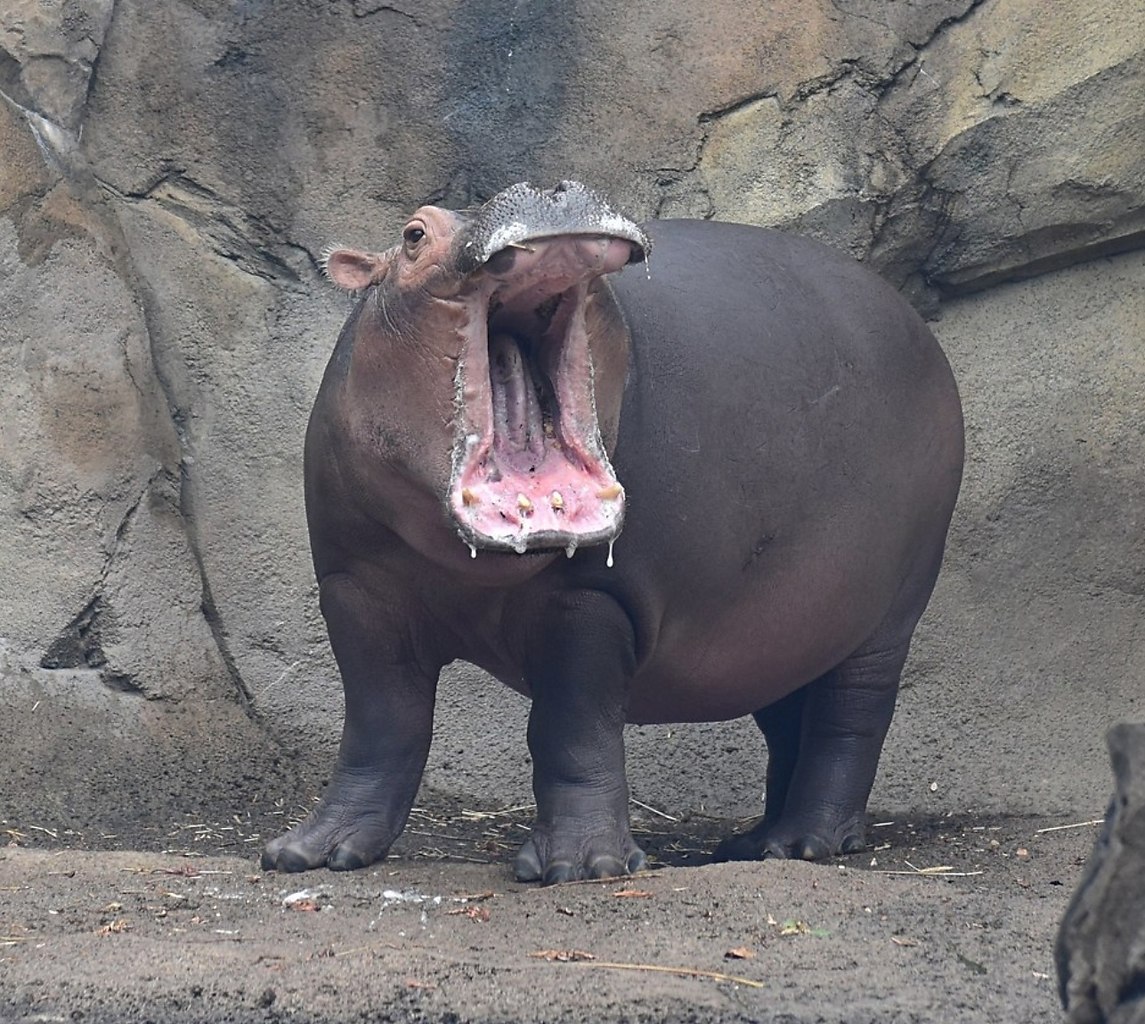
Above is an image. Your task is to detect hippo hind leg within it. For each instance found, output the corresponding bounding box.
[712,637,907,862]
[712,557,943,864]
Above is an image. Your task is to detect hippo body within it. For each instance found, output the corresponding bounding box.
[263,184,964,884]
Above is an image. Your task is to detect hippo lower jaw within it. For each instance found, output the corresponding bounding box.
[448,236,631,557]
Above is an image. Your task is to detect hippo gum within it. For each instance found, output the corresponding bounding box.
[262,181,964,885]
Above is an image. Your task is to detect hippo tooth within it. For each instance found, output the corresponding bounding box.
[461,487,479,506]
[517,493,534,514]
[596,482,622,500]
[550,491,564,511]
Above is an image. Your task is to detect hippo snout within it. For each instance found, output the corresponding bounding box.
[457,180,651,275]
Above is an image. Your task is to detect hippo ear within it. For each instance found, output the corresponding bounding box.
[322,247,390,291]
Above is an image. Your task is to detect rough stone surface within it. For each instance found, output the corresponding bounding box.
[0,0,114,130]
[0,0,1142,842]
[873,248,1145,818]
[0,5,292,828]
[1057,723,1145,1024]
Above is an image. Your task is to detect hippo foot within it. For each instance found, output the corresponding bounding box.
[262,806,394,873]
[514,827,647,885]
[711,816,866,863]
[261,782,401,872]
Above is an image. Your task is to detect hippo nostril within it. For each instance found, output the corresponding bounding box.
[484,248,518,275]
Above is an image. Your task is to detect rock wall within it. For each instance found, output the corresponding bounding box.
[1,0,1142,834]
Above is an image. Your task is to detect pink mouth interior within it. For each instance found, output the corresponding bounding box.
[449,237,630,554]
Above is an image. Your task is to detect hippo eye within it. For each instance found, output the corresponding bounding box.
[403,225,426,247]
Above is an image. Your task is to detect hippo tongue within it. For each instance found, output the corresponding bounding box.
[489,333,548,467]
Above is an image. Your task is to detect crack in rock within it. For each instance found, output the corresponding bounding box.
[38,469,168,696]
[698,90,780,124]
[350,0,422,23]
[97,172,320,289]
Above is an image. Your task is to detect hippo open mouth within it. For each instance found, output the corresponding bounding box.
[448,183,649,556]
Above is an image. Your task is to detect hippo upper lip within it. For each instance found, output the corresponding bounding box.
[457,180,651,274]
[478,226,649,267]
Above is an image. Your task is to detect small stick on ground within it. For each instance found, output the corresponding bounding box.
[576,960,764,988]
[459,804,536,821]
[1034,819,1104,834]
[630,799,679,823]
[873,861,984,878]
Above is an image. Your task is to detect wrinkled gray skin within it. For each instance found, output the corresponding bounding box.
[262,181,964,885]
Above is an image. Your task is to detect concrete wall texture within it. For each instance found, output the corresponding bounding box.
[1,0,1142,835]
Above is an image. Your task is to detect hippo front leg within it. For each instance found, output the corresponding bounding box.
[515,591,646,886]
[262,573,437,873]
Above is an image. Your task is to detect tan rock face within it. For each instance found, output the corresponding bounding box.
[0,0,1142,834]
[879,3,1145,295]
[0,0,114,129]
[0,101,165,667]
[0,9,289,824]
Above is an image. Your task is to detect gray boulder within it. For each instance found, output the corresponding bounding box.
[1058,723,1145,1024]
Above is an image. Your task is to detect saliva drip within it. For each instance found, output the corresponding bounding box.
[468,543,477,559]
[565,540,577,559]
[606,538,615,568]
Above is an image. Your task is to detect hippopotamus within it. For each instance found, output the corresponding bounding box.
[262,180,964,885]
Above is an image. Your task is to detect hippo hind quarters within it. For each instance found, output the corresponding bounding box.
[710,621,919,865]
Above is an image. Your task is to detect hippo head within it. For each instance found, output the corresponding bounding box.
[323,181,649,560]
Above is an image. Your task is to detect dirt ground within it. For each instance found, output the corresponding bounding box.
[0,802,1095,1024]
